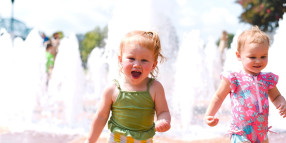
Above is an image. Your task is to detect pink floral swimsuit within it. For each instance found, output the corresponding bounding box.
[222,71,278,143]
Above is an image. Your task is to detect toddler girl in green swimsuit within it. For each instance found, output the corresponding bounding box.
[86,30,171,143]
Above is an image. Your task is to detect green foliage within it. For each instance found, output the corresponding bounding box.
[236,0,286,32]
[80,26,108,67]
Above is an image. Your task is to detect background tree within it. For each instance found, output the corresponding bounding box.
[80,26,108,68]
[236,0,286,32]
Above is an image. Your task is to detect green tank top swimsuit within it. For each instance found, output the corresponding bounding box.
[108,78,156,140]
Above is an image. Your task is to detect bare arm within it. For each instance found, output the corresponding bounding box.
[87,84,116,143]
[268,86,286,118]
[151,80,171,132]
[205,77,231,126]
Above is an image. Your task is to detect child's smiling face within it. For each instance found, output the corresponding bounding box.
[119,43,157,84]
[236,39,269,75]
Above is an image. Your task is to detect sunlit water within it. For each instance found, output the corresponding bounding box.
[0,1,286,142]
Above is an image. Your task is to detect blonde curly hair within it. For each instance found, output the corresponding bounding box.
[237,26,270,53]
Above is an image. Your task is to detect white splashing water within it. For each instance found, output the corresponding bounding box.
[47,33,86,128]
[0,28,46,129]
[1,3,286,143]
[85,47,108,100]
[266,13,286,131]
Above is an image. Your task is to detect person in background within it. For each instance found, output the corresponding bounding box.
[85,30,171,143]
[41,32,50,47]
[205,26,286,143]
[218,30,228,54]
[51,32,61,59]
[46,43,55,81]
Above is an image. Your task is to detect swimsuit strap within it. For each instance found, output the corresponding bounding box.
[113,78,154,91]
[113,79,121,91]
[147,78,155,92]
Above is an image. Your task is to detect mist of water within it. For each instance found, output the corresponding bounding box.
[0,1,285,142]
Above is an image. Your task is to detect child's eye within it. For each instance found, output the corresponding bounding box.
[261,56,267,59]
[249,57,256,59]
[128,58,135,61]
[142,59,148,62]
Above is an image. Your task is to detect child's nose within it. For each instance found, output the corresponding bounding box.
[255,58,262,63]
[133,60,141,67]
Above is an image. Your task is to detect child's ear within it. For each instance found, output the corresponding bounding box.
[235,51,241,61]
[118,56,122,63]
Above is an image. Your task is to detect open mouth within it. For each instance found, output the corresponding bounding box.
[253,66,261,68]
[131,71,141,78]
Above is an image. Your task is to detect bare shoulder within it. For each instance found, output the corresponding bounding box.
[103,81,119,102]
[149,79,165,100]
[150,79,164,90]
[104,82,117,93]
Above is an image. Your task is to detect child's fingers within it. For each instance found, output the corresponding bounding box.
[205,116,217,122]
[205,116,219,126]
[155,120,170,132]
[276,104,281,109]
[279,106,286,118]
[205,116,213,124]
[280,111,286,118]
[155,124,163,132]
[157,124,170,132]
[205,116,214,121]
[212,118,219,125]
[278,105,286,116]
[155,125,168,132]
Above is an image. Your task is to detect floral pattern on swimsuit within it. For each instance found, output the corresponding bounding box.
[222,71,278,143]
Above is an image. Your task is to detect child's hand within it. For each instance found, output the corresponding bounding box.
[205,116,219,127]
[277,102,286,118]
[155,119,171,132]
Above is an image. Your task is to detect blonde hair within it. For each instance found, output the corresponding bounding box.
[119,30,165,78]
[237,26,270,52]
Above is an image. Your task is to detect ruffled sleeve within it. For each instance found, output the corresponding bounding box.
[262,72,279,89]
[220,71,237,93]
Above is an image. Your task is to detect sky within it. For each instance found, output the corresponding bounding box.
[0,0,251,42]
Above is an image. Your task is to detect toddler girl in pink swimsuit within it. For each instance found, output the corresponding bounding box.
[205,26,286,143]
